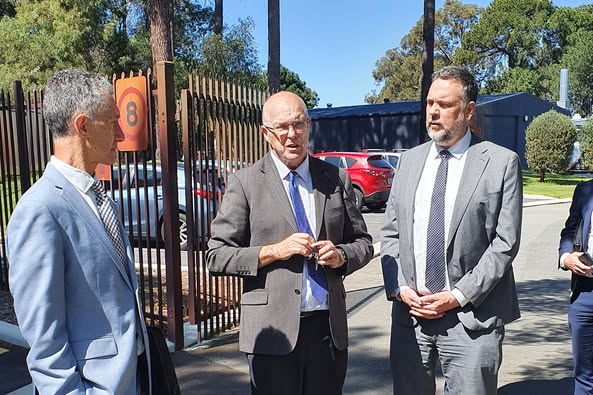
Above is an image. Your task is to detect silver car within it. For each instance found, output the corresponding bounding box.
[109,162,220,250]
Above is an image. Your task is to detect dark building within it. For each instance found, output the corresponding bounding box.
[309,93,570,168]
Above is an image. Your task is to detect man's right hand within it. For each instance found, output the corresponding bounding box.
[258,233,315,268]
[564,252,593,276]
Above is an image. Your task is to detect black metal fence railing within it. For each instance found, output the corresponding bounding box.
[0,66,267,349]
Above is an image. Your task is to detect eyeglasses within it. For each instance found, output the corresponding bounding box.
[262,120,309,136]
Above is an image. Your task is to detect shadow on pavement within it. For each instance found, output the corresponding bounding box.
[498,377,573,394]
[507,278,571,346]
[172,332,250,395]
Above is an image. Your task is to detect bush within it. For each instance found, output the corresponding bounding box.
[525,110,577,181]
[579,120,593,170]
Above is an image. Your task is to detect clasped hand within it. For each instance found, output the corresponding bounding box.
[274,233,345,268]
[564,251,593,276]
[399,288,460,319]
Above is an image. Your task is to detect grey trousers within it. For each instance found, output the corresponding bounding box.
[390,303,504,395]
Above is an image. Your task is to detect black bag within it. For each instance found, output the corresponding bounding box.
[147,326,181,395]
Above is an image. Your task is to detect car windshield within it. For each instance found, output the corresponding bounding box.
[367,155,392,169]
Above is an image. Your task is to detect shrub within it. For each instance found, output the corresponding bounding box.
[525,110,577,181]
[579,120,593,171]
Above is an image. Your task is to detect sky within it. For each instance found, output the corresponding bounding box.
[224,0,591,108]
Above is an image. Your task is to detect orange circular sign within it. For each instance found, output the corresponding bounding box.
[117,86,147,142]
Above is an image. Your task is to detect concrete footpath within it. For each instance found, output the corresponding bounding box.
[172,200,577,394]
[1,197,578,394]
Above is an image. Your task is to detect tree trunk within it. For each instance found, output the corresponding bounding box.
[267,0,280,94]
[540,169,545,182]
[214,0,223,35]
[419,0,435,145]
[149,0,174,66]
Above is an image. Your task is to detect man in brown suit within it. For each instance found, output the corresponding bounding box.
[207,91,373,394]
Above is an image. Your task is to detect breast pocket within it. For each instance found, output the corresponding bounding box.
[70,335,118,361]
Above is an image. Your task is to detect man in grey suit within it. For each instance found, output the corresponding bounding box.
[381,66,522,395]
[207,91,373,394]
[7,69,150,394]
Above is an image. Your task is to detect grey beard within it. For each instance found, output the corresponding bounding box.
[427,125,454,144]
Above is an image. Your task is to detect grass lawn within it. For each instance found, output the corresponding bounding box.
[522,170,591,199]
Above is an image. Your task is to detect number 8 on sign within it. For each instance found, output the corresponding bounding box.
[115,76,148,152]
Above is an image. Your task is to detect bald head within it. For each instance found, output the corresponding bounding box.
[262,91,308,126]
[261,91,310,169]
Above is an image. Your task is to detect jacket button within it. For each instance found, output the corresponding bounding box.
[295,289,301,295]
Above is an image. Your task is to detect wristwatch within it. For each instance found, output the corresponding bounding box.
[336,247,348,263]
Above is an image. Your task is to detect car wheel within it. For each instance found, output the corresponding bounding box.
[160,213,188,251]
[366,202,386,211]
[353,188,364,211]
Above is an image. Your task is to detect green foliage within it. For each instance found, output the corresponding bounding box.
[525,110,577,181]
[560,30,593,116]
[0,0,90,88]
[367,0,480,103]
[256,65,319,108]
[195,18,261,80]
[579,120,593,170]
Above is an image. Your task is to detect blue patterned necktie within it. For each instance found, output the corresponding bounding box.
[91,181,128,269]
[425,150,452,293]
[287,171,328,303]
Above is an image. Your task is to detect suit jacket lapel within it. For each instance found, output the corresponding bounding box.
[261,153,299,233]
[44,164,134,290]
[447,137,489,247]
[310,157,328,239]
[407,143,432,244]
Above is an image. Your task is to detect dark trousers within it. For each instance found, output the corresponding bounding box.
[570,277,593,395]
[138,352,150,394]
[247,311,348,395]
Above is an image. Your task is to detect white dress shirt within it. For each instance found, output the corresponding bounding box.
[406,130,472,306]
[270,152,329,311]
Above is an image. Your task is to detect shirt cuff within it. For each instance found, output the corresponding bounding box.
[560,252,571,269]
[394,286,410,301]
[451,288,469,307]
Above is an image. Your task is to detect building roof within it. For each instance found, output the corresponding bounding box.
[309,93,531,120]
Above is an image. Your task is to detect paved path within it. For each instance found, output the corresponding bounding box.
[1,200,577,394]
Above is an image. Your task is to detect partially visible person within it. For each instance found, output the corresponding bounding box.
[7,69,150,394]
[207,91,373,394]
[559,180,593,395]
[381,66,522,395]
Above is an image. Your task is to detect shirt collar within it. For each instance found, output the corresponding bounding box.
[430,128,472,160]
[270,152,310,182]
[50,156,98,193]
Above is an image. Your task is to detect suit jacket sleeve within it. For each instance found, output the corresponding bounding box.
[559,182,585,258]
[8,200,88,394]
[334,169,374,277]
[207,172,261,277]
[380,159,407,300]
[454,153,523,307]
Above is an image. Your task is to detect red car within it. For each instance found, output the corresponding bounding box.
[312,152,394,211]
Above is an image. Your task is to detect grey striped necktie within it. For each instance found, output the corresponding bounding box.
[91,181,127,264]
[425,150,452,293]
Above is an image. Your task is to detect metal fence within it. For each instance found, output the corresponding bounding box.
[181,75,267,342]
[0,64,267,349]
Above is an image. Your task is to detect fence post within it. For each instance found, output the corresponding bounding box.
[156,61,184,350]
[13,81,30,193]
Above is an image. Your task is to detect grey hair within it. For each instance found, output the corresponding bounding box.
[43,69,113,139]
[432,66,478,105]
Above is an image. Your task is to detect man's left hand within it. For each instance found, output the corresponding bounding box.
[314,240,345,269]
[409,291,460,319]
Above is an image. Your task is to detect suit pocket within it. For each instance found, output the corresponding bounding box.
[70,335,118,361]
[241,290,269,305]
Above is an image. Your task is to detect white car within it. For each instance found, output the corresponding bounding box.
[362,149,407,170]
